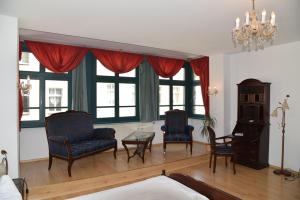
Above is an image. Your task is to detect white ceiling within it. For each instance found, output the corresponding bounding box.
[1,0,300,59]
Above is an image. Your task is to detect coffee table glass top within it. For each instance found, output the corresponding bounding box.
[122,131,155,142]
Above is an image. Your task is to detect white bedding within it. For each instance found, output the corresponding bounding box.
[69,176,209,200]
[0,175,22,200]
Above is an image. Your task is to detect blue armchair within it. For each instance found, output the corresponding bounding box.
[45,111,117,177]
[161,110,194,154]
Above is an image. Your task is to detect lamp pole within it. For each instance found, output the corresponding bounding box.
[273,96,291,176]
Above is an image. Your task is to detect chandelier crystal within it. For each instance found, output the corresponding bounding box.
[232,0,277,51]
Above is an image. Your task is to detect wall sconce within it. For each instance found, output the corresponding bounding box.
[208,86,218,96]
[20,75,32,95]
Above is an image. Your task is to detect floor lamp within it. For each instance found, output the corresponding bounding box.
[270,95,291,176]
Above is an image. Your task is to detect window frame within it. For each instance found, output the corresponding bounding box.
[92,55,140,124]
[159,64,189,119]
[19,45,72,128]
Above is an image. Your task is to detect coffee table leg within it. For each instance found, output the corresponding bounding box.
[149,137,154,152]
[122,143,130,163]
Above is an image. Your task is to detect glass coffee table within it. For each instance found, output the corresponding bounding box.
[122,131,155,163]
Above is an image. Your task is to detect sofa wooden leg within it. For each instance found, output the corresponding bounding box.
[114,146,117,159]
[68,160,74,177]
[48,154,53,170]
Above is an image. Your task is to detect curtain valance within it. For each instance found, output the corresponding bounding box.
[91,49,143,73]
[26,41,88,73]
[146,55,184,78]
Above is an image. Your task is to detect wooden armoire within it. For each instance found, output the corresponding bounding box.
[232,79,270,169]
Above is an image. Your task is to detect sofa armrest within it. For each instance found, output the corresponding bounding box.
[48,136,69,145]
[185,125,194,136]
[94,128,116,139]
[161,125,167,133]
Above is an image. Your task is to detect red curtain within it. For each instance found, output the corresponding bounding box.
[91,49,143,73]
[146,55,184,78]
[190,56,210,116]
[19,42,23,129]
[26,41,88,73]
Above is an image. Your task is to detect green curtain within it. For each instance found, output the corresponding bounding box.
[139,60,159,122]
[72,57,88,112]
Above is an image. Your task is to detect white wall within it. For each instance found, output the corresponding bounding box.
[0,15,19,178]
[226,41,300,171]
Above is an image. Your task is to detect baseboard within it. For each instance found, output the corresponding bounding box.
[20,142,207,163]
[269,164,299,174]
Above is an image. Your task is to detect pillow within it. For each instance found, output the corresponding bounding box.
[0,175,22,200]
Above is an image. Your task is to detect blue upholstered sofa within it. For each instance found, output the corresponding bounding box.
[45,110,117,176]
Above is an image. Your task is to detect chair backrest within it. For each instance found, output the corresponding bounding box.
[45,111,94,143]
[207,126,216,150]
[165,109,187,134]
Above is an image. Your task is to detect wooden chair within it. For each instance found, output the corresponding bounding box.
[207,127,236,174]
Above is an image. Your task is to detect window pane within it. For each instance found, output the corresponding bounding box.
[19,52,40,72]
[119,69,135,77]
[97,108,115,118]
[173,68,185,80]
[193,106,205,115]
[45,108,68,117]
[159,85,170,105]
[173,86,184,105]
[193,85,203,105]
[193,73,200,81]
[119,83,135,106]
[119,107,135,117]
[97,61,114,76]
[97,83,115,106]
[159,106,170,115]
[21,109,39,121]
[45,80,68,108]
[159,76,170,80]
[20,79,40,107]
[173,106,185,110]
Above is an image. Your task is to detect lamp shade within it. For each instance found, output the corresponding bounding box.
[270,109,278,117]
[282,99,289,110]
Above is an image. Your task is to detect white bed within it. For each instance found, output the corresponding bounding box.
[69,176,209,200]
[0,175,22,200]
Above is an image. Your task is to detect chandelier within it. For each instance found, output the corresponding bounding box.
[232,0,277,51]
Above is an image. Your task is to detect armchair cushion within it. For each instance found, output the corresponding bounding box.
[164,133,192,142]
[215,144,233,154]
[49,139,117,158]
[71,139,117,157]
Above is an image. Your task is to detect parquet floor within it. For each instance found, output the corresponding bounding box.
[21,143,300,200]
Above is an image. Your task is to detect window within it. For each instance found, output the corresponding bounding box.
[192,73,205,116]
[95,61,139,122]
[19,51,71,127]
[159,68,186,116]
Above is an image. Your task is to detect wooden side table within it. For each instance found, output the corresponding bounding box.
[122,131,155,163]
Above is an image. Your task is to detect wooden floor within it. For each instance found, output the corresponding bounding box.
[22,144,300,200]
[21,143,207,187]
